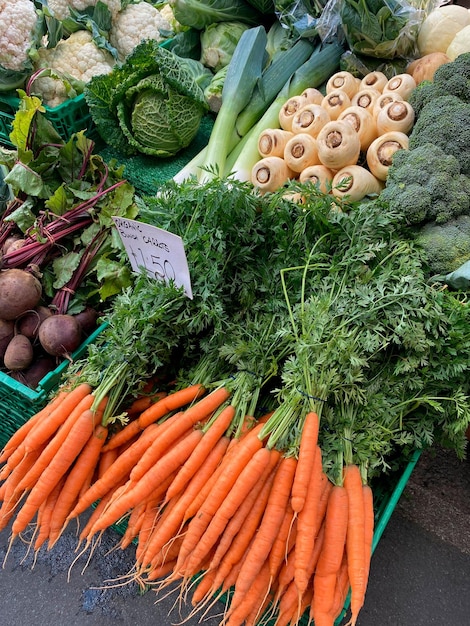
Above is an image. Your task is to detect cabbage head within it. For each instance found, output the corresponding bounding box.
[84,40,208,157]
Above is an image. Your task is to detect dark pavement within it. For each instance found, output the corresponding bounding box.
[0,444,469,626]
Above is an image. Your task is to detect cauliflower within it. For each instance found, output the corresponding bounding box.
[32,29,116,107]
[109,1,172,61]
[0,0,40,73]
[46,0,122,21]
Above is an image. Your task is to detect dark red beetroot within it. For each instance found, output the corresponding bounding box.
[73,307,99,335]
[38,314,82,358]
[0,269,43,320]
[16,306,53,340]
[0,319,14,361]
[11,354,56,388]
[3,334,34,371]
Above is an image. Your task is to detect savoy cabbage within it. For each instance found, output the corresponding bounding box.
[84,40,208,157]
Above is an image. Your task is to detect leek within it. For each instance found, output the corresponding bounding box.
[199,25,267,183]
[228,42,344,182]
[174,37,317,183]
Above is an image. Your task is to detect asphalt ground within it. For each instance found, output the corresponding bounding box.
[0,444,469,626]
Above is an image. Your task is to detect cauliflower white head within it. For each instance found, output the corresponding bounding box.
[33,29,116,107]
[0,0,39,72]
[109,2,172,61]
[46,0,122,21]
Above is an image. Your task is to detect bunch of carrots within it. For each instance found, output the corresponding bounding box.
[0,375,374,626]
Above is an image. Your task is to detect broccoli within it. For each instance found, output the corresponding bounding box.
[380,143,470,225]
[407,95,470,176]
[408,52,470,114]
[414,215,470,276]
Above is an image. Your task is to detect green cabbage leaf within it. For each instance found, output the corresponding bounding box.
[84,40,208,157]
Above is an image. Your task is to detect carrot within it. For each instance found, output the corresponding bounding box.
[119,500,148,550]
[190,568,218,607]
[130,386,231,483]
[165,404,236,502]
[77,478,127,545]
[230,455,298,610]
[225,560,272,626]
[343,464,365,626]
[277,581,313,626]
[102,383,207,451]
[0,446,44,532]
[14,393,95,495]
[33,476,66,552]
[11,406,99,538]
[174,425,265,576]
[268,501,295,581]
[97,448,119,479]
[294,444,324,594]
[331,553,350,621]
[67,421,161,520]
[291,411,319,514]
[0,390,68,464]
[46,423,109,549]
[137,436,230,570]
[183,422,265,524]
[125,390,167,416]
[311,484,349,620]
[23,383,92,453]
[183,445,272,575]
[209,447,281,571]
[85,428,204,537]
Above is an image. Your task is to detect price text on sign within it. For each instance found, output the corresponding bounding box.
[112,217,193,299]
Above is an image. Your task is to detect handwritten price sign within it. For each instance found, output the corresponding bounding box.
[112,217,193,299]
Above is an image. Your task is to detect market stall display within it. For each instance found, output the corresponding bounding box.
[1,2,470,626]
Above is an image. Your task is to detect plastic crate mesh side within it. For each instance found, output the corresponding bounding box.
[0,391,46,449]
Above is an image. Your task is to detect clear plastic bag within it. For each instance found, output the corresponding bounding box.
[316,0,443,60]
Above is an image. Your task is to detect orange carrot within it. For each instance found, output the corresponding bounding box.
[46,423,109,548]
[174,425,265,575]
[291,411,319,513]
[209,447,281,570]
[85,428,204,537]
[165,404,235,501]
[11,406,99,538]
[97,447,119,479]
[225,560,272,626]
[14,393,95,495]
[102,383,207,451]
[137,436,230,570]
[0,446,44,532]
[331,553,350,621]
[183,445,272,575]
[67,421,161,520]
[294,444,324,594]
[268,501,295,581]
[230,455,298,610]
[343,464,366,626]
[0,390,68,464]
[78,477,127,544]
[312,484,349,621]
[23,383,92,453]
[33,476,66,552]
[130,387,231,483]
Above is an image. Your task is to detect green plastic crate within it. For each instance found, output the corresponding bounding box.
[0,91,99,149]
[0,322,106,449]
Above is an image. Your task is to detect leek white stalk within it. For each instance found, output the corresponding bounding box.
[199,26,267,184]
[228,42,344,182]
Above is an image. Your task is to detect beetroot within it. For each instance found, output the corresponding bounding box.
[3,334,34,371]
[0,319,14,360]
[16,306,53,340]
[38,314,82,357]
[0,269,43,320]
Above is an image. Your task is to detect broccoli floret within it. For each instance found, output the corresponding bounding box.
[408,95,470,176]
[414,215,470,276]
[380,143,470,225]
[408,52,470,113]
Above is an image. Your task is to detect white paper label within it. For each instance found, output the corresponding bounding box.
[112,217,193,299]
